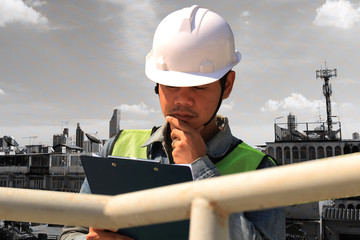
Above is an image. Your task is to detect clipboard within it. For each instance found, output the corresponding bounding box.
[80,155,193,240]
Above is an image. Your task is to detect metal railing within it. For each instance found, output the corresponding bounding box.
[1,153,360,240]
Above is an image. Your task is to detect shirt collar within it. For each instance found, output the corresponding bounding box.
[206,116,233,158]
[142,121,169,147]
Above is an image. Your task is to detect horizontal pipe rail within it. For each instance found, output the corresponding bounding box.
[0,153,359,230]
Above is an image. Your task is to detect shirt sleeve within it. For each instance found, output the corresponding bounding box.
[233,156,285,239]
[191,155,221,180]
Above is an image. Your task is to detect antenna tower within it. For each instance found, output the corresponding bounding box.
[316,63,337,138]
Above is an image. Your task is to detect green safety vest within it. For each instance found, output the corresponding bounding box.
[111,129,271,175]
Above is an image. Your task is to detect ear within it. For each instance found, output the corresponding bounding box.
[222,71,235,100]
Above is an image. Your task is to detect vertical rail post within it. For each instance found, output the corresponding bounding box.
[189,197,229,240]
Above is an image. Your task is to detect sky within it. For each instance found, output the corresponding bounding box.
[0,0,359,147]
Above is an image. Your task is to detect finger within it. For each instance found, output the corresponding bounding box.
[88,227,133,240]
[89,227,118,233]
[171,138,179,149]
[166,115,181,129]
[170,128,184,141]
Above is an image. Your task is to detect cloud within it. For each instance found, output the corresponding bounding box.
[241,11,251,17]
[219,100,234,113]
[24,0,46,7]
[340,102,354,109]
[101,0,122,4]
[337,77,360,85]
[0,0,48,27]
[313,0,360,29]
[261,93,324,113]
[116,102,157,115]
[0,89,6,95]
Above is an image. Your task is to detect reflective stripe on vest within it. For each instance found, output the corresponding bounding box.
[111,129,267,175]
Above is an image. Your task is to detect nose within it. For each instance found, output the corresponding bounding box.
[174,88,194,106]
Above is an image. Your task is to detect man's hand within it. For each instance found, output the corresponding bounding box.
[87,227,133,240]
[166,116,206,164]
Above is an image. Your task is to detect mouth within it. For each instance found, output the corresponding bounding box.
[171,113,196,122]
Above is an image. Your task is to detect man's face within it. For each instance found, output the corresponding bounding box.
[158,81,222,129]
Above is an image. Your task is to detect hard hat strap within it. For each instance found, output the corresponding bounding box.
[203,71,229,127]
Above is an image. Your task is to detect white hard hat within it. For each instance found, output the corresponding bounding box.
[145,5,241,87]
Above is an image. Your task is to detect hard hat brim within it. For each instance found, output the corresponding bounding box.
[145,51,241,87]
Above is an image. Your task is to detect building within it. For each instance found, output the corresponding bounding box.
[0,151,85,192]
[25,144,53,154]
[109,109,121,138]
[265,114,359,165]
[83,140,101,153]
[0,137,4,151]
[263,66,360,240]
[53,135,68,146]
[0,136,19,155]
[76,123,84,148]
[0,128,87,239]
[53,128,75,147]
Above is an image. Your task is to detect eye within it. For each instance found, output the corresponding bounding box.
[165,86,178,91]
[194,86,206,90]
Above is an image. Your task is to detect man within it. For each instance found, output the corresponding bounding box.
[60,5,285,240]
